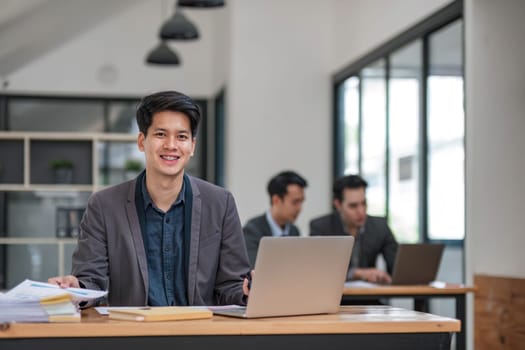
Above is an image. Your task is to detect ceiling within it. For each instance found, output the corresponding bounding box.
[0,0,141,77]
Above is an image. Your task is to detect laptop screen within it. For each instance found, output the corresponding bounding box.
[390,243,444,285]
[215,236,354,318]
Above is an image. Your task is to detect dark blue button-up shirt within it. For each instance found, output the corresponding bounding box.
[141,176,188,306]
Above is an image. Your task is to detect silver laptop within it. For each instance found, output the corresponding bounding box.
[390,243,445,285]
[213,236,354,318]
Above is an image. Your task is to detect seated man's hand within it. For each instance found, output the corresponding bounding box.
[353,268,392,284]
[242,270,254,296]
[48,275,80,289]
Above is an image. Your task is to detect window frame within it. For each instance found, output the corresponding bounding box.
[332,1,464,246]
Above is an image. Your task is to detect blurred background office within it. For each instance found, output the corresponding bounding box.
[0,1,524,349]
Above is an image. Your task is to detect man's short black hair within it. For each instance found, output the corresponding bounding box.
[332,174,368,202]
[136,90,201,136]
[267,171,308,203]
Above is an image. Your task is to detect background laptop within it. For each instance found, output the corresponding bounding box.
[213,236,354,318]
[390,243,445,285]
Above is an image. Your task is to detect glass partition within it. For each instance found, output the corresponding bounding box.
[388,40,422,243]
[342,76,360,175]
[334,15,464,243]
[361,59,387,216]
[427,20,465,240]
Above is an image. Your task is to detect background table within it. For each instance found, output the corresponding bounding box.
[342,283,476,350]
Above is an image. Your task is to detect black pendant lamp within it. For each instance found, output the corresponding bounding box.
[178,0,225,7]
[160,8,199,40]
[145,41,180,65]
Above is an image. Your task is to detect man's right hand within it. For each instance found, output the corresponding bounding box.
[48,275,80,289]
[243,270,255,297]
[353,268,392,284]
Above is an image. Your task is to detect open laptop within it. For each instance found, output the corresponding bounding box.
[390,243,445,285]
[213,236,354,318]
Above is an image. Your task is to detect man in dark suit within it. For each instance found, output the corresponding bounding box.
[243,171,308,268]
[48,91,251,306]
[310,175,398,284]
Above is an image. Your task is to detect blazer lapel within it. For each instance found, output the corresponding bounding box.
[128,175,149,303]
[262,216,273,237]
[186,176,201,305]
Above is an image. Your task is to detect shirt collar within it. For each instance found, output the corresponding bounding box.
[141,173,185,210]
[265,210,291,237]
[340,215,366,236]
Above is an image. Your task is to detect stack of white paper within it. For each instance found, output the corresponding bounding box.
[0,279,108,323]
[0,295,48,322]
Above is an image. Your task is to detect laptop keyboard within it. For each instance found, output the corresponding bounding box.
[213,307,247,317]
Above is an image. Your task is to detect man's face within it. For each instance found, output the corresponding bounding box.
[137,110,196,179]
[273,184,306,224]
[334,187,367,230]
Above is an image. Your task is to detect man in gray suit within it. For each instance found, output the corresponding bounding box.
[310,175,398,284]
[243,171,308,268]
[49,91,251,306]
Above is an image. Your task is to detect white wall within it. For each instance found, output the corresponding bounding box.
[465,0,525,280]
[331,0,451,72]
[210,0,230,94]
[4,0,223,97]
[464,2,525,348]
[226,0,333,231]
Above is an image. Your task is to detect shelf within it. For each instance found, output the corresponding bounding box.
[0,131,136,141]
[30,139,93,185]
[0,237,78,244]
[0,131,138,189]
[0,238,78,286]
[0,131,139,288]
[0,185,95,192]
[0,139,24,184]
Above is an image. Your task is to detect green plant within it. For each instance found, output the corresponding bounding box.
[50,159,74,169]
[124,159,143,172]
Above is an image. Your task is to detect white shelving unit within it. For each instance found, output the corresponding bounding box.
[0,131,139,287]
[0,237,77,276]
[0,131,138,191]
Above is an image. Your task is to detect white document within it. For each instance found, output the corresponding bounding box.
[5,279,107,302]
[95,306,140,316]
[344,280,382,288]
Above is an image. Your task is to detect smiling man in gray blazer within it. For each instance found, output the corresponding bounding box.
[49,91,251,306]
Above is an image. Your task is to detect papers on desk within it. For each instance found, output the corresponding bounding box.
[5,279,107,302]
[344,281,381,288]
[0,294,49,323]
[0,279,107,323]
[428,281,464,288]
[345,280,462,288]
[0,292,80,323]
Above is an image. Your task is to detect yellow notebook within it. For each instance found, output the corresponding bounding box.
[108,306,213,322]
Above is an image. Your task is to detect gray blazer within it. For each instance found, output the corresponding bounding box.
[309,213,398,274]
[243,214,300,268]
[71,175,250,306]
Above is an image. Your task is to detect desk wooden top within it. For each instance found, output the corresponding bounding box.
[343,283,477,296]
[0,306,460,339]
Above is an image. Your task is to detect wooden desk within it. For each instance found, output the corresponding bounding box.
[343,284,476,350]
[1,306,459,350]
